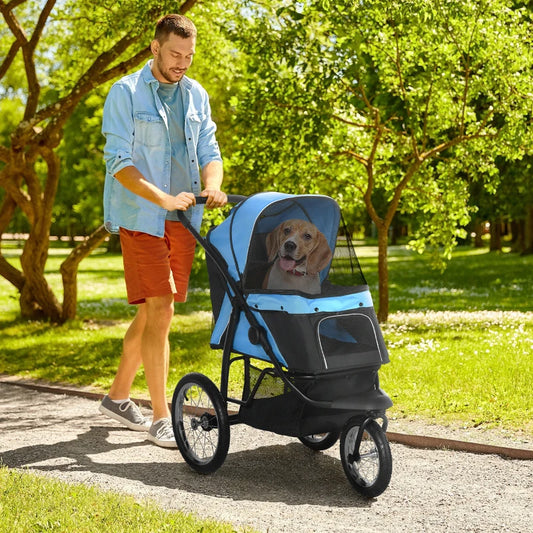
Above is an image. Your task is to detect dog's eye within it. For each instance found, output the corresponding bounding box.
[304,233,312,240]
[283,227,291,235]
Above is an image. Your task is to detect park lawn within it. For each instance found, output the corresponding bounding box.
[0,466,254,533]
[0,243,532,434]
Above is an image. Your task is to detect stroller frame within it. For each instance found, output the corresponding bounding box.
[171,193,393,498]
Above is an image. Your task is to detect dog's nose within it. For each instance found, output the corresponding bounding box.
[284,241,296,253]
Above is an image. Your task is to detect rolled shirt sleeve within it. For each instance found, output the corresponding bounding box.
[102,84,136,177]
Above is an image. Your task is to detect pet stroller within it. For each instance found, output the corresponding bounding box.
[171,192,393,498]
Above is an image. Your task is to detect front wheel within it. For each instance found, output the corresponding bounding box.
[298,431,340,451]
[340,418,392,498]
[171,373,230,474]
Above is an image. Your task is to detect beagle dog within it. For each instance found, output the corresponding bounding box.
[263,219,333,294]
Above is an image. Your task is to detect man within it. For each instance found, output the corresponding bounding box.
[99,14,226,448]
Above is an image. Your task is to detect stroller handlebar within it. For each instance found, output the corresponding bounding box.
[176,195,246,225]
[194,194,247,205]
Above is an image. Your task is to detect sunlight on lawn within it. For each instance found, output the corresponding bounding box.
[1,244,531,433]
[381,310,533,431]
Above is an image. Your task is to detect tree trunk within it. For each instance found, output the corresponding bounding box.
[523,205,533,255]
[510,219,524,253]
[473,219,485,248]
[376,223,389,323]
[489,217,502,251]
[19,233,63,322]
[60,225,109,320]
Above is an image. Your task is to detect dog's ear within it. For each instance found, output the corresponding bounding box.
[265,224,281,262]
[306,230,332,275]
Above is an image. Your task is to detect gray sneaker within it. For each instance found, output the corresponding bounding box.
[98,395,151,432]
[147,418,177,448]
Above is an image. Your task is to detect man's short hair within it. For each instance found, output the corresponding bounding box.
[154,14,197,42]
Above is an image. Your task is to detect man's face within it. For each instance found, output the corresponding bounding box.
[151,33,195,84]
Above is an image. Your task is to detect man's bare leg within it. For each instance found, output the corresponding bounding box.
[141,294,174,421]
[108,305,147,400]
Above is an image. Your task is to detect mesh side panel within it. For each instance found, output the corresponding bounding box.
[205,253,228,322]
[258,308,388,374]
[248,365,287,398]
[327,216,366,287]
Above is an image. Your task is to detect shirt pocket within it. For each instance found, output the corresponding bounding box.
[134,112,166,147]
[186,113,207,141]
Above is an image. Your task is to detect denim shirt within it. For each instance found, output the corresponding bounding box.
[102,60,222,236]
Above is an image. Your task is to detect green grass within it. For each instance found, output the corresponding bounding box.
[0,244,532,433]
[356,244,532,312]
[381,310,532,432]
[0,466,252,533]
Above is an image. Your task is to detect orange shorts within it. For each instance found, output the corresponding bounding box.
[119,221,197,305]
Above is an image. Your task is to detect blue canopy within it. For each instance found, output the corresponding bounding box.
[207,192,341,284]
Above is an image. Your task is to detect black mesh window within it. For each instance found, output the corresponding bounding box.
[318,314,384,370]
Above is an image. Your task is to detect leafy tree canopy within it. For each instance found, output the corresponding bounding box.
[226,0,533,319]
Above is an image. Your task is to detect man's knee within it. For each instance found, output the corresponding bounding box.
[144,295,174,325]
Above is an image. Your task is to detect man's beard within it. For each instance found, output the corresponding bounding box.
[156,56,182,83]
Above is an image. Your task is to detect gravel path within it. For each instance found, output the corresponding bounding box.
[1,382,532,532]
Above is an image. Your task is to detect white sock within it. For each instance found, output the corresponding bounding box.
[110,398,129,404]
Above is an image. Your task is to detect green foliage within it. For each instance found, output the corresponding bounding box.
[226,0,533,255]
[53,90,108,236]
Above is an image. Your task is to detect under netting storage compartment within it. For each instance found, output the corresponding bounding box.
[238,362,384,437]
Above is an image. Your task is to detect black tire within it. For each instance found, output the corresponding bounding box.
[171,373,230,474]
[340,418,392,498]
[298,431,340,451]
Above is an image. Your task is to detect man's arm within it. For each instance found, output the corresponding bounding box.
[115,166,196,211]
[200,160,226,208]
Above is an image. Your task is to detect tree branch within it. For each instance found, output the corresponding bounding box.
[32,33,146,133]
[0,194,25,291]
[0,254,25,290]
[4,0,28,10]
[22,0,57,119]
[28,0,56,50]
[363,125,386,226]
[39,145,60,225]
[332,150,368,166]
[0,40,21,80]
[179,0,199,13]
[0,146,11,163]
[60,224,109,320]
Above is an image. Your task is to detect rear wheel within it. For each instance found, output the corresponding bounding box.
[171,373,230,474]
[298,431,340,451]
[340,418,392,498]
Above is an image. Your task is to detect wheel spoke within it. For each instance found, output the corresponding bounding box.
[172,373,230,474]
[340,418,392,497]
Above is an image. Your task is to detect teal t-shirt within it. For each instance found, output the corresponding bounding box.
[157,82,193,222]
